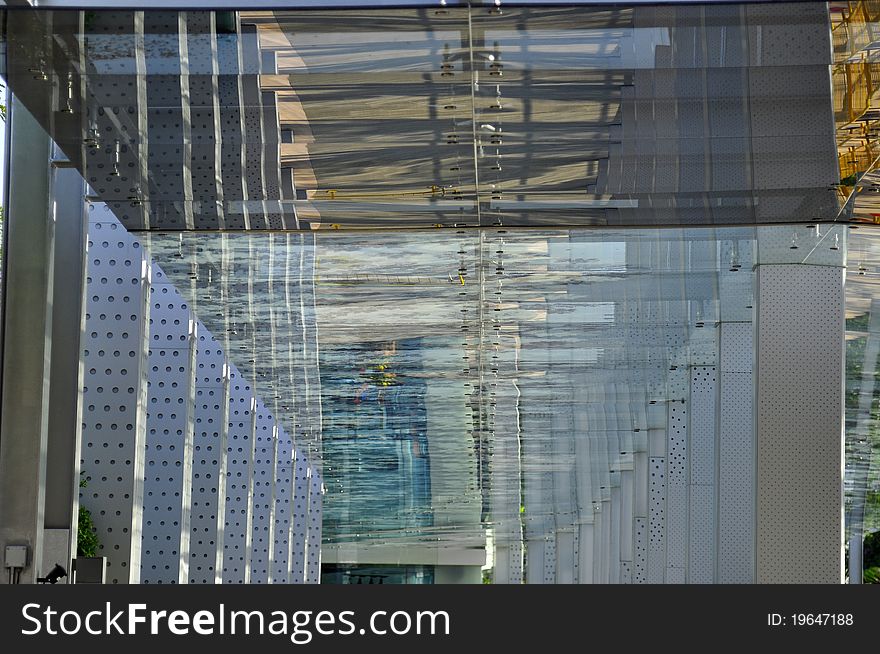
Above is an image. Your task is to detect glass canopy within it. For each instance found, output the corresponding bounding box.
[0,3,860,231]
[3,2,880,583]
[142,223,857,576]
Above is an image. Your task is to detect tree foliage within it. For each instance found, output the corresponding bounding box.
[77,475,100,558]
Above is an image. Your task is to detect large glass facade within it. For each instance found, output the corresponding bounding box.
[0,2,879,584]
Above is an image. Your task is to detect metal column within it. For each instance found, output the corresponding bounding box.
[140,265,196,583]
[755,263,845,583]
[0,99,53,584]
[188,327,230,583]
[222,366,256,583]
[43,155,89,578]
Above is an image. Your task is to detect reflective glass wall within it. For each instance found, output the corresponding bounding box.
[1,2,879,583]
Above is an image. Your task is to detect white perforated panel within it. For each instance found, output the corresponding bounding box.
[719,322,755,583]
[289,448,309,584]
[306,464,323,584]
[508,540,524,585]
[223,368,256,583]
[543,531,557,584]
[689,366,716,583]
[666,401,688,574]
[633,517,646,584]
[249,401,277,584]
[577,523,594,584]
[140,265,196,584]
[607,483,619,585]
[756,264,843,583]
[647,456,666,583]
[719,370,754,583]
[720,322,753,373]
[620,560,632,584]
[665,567,686,584]
[189,327,229,584]
[80,207,150,584]
[618,468,634,570]
[271,425,295,583]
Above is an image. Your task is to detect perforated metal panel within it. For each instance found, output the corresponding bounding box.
[306,464,323,584]
[689,366,716,583]
[249,401,277,583]
[80,206,150,584]
[508,540,524,585]
[81,13,150,231]
[140,265,196,584]
[618,468,634,574]
[271,425,295,583]
[720,322,753,373]
[222,367,256,583]
[543,530,557,585]
[666,401,688,575]
[620,560,632,584]
[185,12,225,229]
[216,18,248,229]
[647,456,666,583]
[189,326,230,584]
[719,322,755,583]
[261,83,287,229]
[748,66,837,203]
[143,12,193,229]
[633,517,647,584]
[606,484,619,585]
[289,448,309,584]
[756,264,844,583]
[745,1,832,67]
[240,23,268,229]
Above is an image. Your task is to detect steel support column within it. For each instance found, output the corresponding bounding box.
[0,99,54,584]
[755,263,845,583]
[43,154,88,578]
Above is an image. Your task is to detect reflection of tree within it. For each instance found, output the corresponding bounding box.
[864,531,880,583]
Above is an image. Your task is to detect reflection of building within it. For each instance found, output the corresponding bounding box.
[321,339,433,581]
[0,1,879,585]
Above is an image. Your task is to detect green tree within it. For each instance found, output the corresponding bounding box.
[77,475,100,558]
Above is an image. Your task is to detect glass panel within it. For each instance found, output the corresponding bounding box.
[846,224,880,583]
[3,2,879,583]
[0,3,857,231]
[145,224,842,578]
